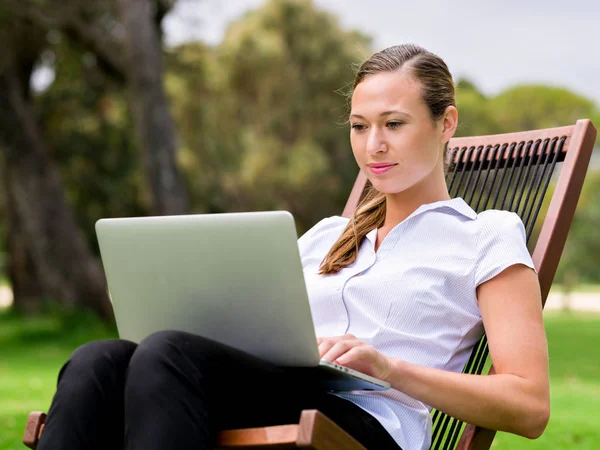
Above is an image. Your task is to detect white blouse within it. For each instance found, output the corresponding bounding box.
[297,197,536,450]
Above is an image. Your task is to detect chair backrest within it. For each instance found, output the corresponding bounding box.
[341,119,597,450]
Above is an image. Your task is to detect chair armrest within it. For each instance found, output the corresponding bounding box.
[215,409,367,450]
[23,411,46,449]
[24,409,367,450]
[456,423,497,450]
[297,410,367,449]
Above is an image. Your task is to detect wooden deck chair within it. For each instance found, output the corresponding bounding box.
[24,119,597,450]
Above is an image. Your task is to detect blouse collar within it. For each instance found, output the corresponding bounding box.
[364,197,477,245]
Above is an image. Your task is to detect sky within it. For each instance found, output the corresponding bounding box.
[163,0,600,106]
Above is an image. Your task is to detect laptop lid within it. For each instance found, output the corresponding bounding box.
[96,211,321,367]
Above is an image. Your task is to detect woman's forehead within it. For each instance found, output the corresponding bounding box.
[351,71,424,115]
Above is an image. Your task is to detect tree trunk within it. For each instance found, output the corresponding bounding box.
[118,0,189,215]
[0,58,113,319]
[0,162,45,313]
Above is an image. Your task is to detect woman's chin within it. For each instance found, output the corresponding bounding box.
[368,181,411,196]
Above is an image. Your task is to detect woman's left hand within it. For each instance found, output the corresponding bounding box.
[317,334,392,381]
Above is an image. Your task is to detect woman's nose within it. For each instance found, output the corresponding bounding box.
[366,129,387,155]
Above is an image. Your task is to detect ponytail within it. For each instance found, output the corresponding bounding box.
[319,185,386,275]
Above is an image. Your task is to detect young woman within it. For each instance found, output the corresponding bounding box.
[38,44,549,450]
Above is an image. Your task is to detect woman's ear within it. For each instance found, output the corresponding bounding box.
[441,105,458,144]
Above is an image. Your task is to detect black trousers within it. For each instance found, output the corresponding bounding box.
[38,330,401,450]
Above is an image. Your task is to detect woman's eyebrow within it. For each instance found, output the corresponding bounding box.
[380,110,411,118]
[350,110,411,120]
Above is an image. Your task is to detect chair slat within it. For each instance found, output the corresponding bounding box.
[526,139,564,238]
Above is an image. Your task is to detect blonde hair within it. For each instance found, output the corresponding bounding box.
[319,44,455,275]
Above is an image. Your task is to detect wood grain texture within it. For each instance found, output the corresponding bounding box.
[22,411,46,449]
[215,424,299,449]
[296,410,366,450]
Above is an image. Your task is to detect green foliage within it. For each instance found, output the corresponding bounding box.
[167,0,372,231]
[455,77,502,137]
[456,81,600,145]
[34,33,147,254]
[164,41,237,214]
[490,85,597,133]
[555,170,600,285]
[2,0,599,285]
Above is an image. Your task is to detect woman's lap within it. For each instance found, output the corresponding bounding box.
[40,330,400,450]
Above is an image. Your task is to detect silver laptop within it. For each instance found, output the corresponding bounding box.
[95,211,390,391]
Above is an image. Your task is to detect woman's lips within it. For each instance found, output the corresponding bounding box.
[368,163,397,175]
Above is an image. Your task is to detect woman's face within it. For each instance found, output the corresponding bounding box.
[349,70,452,196]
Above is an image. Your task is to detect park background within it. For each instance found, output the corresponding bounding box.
[1,0,599,448]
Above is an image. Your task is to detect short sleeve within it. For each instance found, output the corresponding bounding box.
[474,211,537,287]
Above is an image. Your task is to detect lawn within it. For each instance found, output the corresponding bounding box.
[493,311,600,449]
[1,309,599,449]
[0,309,118,450]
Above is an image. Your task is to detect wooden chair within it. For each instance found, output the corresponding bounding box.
[24,120,597,450]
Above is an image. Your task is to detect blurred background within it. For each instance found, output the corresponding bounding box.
[1,0,598,448]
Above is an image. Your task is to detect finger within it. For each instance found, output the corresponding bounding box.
[318,339,338,358]
[317,336,345,357]
[336,347,391,380]
[335,346,369,365]
[321,340,358,363]
[318,335,358,358]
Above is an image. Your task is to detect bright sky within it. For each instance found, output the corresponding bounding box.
[164,0,600,106]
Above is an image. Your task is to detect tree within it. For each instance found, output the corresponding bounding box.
[490,85,600,139]
[117,0,189,215]
[455,78,502,137]
[0,0,189,315]
[455,81,600,142]
[36,31,146,255]
[0,13,111,316]
[176,0,372,232]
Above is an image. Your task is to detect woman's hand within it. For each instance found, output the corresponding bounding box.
[317,334,392,381]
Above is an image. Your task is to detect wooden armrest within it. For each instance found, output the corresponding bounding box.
[23,412,46,449]
[215,409,367,449]
[23,409,366,450]
[456,423,497,450]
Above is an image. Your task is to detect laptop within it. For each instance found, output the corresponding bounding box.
[95,211,390,391]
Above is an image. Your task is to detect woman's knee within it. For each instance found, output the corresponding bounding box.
[129,330,192,365]
[127,330,218,378]
[61,339,137,387]
[70,339,136,367]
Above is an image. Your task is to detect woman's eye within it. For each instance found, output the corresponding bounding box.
[351,124,366,131]
[387,121,404,129]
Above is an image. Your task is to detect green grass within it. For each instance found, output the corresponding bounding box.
[0,309,117,450]
[1,309,599,449]
[492,311,600,449]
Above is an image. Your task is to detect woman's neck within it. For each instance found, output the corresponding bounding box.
[383,181,451,230]
[375,186,450,252]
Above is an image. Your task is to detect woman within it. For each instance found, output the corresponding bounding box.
[38,44,549,450]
